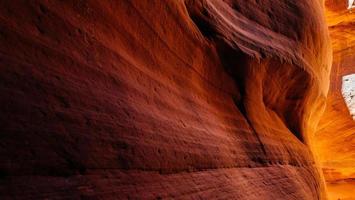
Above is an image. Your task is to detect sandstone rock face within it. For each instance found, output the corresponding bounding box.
[314,1,355,199]
[0,0,331,199]
[315,0,355,198]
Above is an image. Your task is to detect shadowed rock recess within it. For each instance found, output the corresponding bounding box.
[0,0,333,199]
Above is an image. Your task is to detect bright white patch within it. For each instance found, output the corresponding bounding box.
[342,74,355,120]
[349,0,355,9]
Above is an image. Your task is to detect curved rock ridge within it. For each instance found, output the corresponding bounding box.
[313,1,355,199]
[0,0,331,199]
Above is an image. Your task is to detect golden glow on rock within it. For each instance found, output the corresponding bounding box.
[313,1,355,199]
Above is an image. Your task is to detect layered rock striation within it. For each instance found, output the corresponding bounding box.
[314,0,355,199]
[0,0,332,199]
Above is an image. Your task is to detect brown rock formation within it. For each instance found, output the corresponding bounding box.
[314,1,355,199]
[0,0,332,199]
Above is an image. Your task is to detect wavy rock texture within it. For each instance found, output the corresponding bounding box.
[0,0,331,199]
[314,0,355,199]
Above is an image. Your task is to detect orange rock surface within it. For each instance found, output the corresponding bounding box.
[313,1,355,199]
[0,0,334,199]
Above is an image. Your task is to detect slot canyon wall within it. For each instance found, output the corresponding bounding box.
[314,0,355,199]
[0,0,333,199]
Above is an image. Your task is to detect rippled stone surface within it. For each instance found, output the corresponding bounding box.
[0,0,332,199]
[314,1,355,199]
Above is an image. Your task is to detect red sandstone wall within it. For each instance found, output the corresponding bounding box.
[0,0,331,199]
[313,1,355,199]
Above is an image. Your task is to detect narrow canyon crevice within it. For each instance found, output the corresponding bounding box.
[0,0,352,199]
[313,0,355,199]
